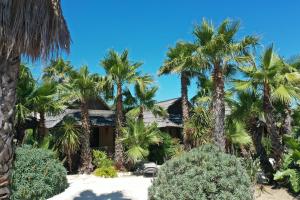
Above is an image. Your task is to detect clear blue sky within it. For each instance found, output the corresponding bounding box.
[32,0,300,101]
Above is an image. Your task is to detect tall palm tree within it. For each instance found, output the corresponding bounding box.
[159,41,198,150]
[101,49,152,169]
[64,66,110,173]
[235,45,300,168]
[126,85,167,120]
[193,19,258,151]
[0,1,70,197]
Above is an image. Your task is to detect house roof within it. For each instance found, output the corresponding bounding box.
[143,98,183,128]
[44,97,184,129]
[45,109,115,128]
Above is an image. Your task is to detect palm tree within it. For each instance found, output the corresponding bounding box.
[55,117,80,173]
[43,58,74,84]
[30,82,64,140]
[64,66,110,173]
[120,119,161,165]
[193,19,258,151]
[0,1,70,197]
[126,85,167,120]
[101,49,152,169]
[159,41,198,150]
[16,67,64,142]
[235,45,300,168]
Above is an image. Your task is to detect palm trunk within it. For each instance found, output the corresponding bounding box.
[212,63,226,151]
[67,150,72,173]
[0,52,20,200]
[263,82,283,169]
[115,82,125,170]
[79,101,93,174]
[38,111,47,141]
[181,73,191,150]
[283,103,292,135]
[250,117,274,179]
[138,106,144,121]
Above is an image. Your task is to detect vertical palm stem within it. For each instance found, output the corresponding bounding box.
[263,82,283,169]
[79,100,93,173]
[115,82,125,169]
[181,72,191,150]
[212,63,226,151]
[0,52,20,199]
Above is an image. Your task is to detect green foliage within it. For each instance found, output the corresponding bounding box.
[92,150,114,168]
[148,144,253,200]
[226,120,252,146]
[241,158,260,184]
[53,117,81,172]
[42,58,74,83]
[93,166,118,178]
[16,64,35,124]
[261,136,272,156]
[125,85,167,119]
[185,107,212,147]
[22,129,55,150]
[92,150,117,178]
[11,146,68,200]
[63,65,110,102]
[274,136,300,193]
[121,119,161,164]
[158,41,199,80]
[148,132,183,165]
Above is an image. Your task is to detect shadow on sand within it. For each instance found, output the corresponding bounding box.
[73,190,131,200]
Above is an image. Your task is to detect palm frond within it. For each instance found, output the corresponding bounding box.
[0,0,70,59]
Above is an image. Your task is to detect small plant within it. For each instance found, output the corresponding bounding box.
[148,144,253,200]
[92,149,113,168]
[11,145,68,200]
[92,150,117,178]
[93,166,118,178]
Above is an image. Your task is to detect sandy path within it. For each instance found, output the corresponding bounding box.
[49,175,297,200]
[48,175,152,200]
[255,185,298,200]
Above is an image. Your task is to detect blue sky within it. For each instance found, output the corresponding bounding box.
[32,0,300,101]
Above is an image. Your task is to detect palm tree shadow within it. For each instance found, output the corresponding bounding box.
[73,190,131,200]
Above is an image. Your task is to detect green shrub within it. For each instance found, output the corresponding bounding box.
[92,149,113,168]
[148,144,253,200]
[11,145,68,200]
[93,166,118,178]
[148,132,183,164]
[92,150,117,178]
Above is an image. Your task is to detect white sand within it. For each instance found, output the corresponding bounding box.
[48,174,153,200]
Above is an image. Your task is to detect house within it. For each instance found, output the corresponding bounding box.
[143,98,183,139]
[43,97,184,155]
